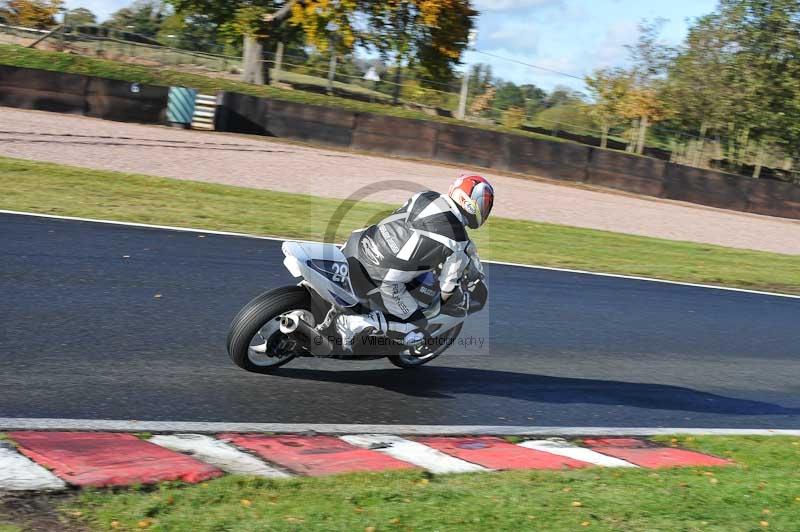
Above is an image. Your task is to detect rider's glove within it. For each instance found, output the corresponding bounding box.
[442,286,470,317]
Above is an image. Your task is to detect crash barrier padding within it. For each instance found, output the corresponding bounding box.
[660,164,751,212]
[266,99,357,147]
[0,65,87,114]
[499,134,590,183]
[190,94,217,130]
[521,125,682,163]
[214,90,798,220]
[585,149,667,197]
[523,124,629,152]
[84,78,168,123]
[433,123,505,169]
[0,66,167,124]
[0,66,796,220]
[215,93,357,146]
[744,178,800,219]
[167,87,198,125]
[352,113,438,159]
[214,92,268,135]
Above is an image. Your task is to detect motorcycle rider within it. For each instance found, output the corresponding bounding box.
[336,174,494,350]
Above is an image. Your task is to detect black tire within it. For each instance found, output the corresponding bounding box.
[227,286,311,374]
[388,324,463,369]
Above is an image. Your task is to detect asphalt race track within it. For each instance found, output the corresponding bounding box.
[2,212,799,429]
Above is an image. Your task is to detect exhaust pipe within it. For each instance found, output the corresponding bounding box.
[280,311,333,357]
[279,313,301,335]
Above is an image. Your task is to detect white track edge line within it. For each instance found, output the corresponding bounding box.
[0,419,798,436]
[2,209,798,300]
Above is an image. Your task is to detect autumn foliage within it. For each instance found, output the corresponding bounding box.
[0,0,63,29]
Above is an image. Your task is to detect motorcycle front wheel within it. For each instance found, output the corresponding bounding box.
[388,324,463,369]
[227,286,313,374]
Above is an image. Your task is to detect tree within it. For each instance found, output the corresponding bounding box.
[618,86,669,154]
[362,1,415,104]
[714,0,800,165]
[410,0,476,84]
[501,106,525,129]
[626,18,676,84]
[65,7,96,27]
[168,0,476,89]
[534,101,597,135]
[157,10,220,52]
[494,80,525,111]
[467,63,493,96]
[103,0,168,38]
[619,20,673,154]
[585,68,631,149]
[1,0,62,28]
[468,86,495,117]
[168,0,351,84]
[661,12,739,166]
[520,83,547,116]
[348,1,476,103]
[662,0,800,172]
[545,85,583,108]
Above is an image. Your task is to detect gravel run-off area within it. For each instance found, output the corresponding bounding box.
[1,107,799,255]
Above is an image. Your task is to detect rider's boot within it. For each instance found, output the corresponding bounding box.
[386,321,426,347]
[335,311,427,350]
[335,311,387,351]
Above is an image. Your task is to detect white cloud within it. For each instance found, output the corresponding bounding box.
[479,0,567,53]
[486,19,540,52]
[464,47,584,91]
[64,0,130,22]
[587,20,639,70]
[471,1,647,90]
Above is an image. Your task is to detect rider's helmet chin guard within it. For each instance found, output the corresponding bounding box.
[449,174,495,229]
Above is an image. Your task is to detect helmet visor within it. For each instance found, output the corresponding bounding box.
[472,181,494,226]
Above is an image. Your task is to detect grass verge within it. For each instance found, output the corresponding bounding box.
[61,436,800,531]
[0,44,560,143]
[0,522,20,532]
[2,156,799,294]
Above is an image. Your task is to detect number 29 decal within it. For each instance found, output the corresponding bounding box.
[308,260,350,287]
[330,262,349,284]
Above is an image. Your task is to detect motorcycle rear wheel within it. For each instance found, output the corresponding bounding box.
[388,324,463,369]
[227,286,312,374]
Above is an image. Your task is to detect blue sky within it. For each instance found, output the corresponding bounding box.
[467,0,719,91]
[65,0,719,91]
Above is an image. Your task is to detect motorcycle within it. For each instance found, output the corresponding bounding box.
[226,235,487,372]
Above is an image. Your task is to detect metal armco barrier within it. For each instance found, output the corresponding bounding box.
[191,94,218,131]
[166,87,198,126]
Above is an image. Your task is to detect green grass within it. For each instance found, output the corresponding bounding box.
[62,436,800,531]
[0,44,560,143]
[0,522,21,532]
[67,36,392,101]
[270,67,393,100]
[2,156,799,294]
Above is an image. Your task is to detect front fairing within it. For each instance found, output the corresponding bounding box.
[282,241,358,308]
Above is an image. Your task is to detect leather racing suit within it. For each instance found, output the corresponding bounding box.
[340,190,482,343]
